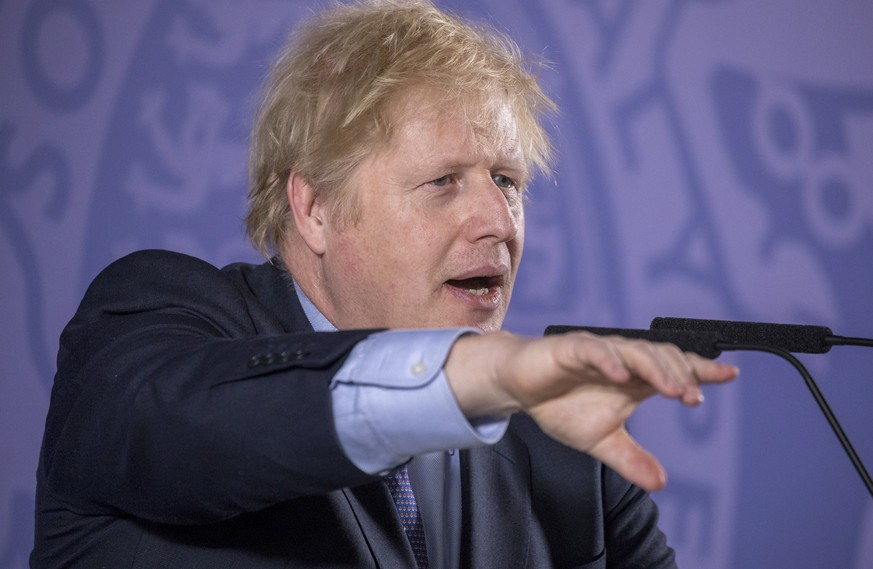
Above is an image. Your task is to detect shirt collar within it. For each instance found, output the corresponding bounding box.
[292,279,337,332]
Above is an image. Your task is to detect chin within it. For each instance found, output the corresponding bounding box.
[414,305,507,332]
[476,322,504,334]
[456,315,505,333]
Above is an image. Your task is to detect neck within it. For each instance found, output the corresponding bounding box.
[279,237,337,327]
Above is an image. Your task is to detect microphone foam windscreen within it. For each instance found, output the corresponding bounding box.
[650,317,833,354]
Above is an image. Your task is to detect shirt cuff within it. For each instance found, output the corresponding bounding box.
[330,328,509,475]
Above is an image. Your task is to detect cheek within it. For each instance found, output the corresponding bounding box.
[514,201,525,229]
[328,230,372,282]
[512,209,525,253]
[332,225,409,285]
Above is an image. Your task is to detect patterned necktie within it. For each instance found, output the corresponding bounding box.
[385,465,430,568]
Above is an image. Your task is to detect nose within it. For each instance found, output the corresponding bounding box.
[461,174,520,244]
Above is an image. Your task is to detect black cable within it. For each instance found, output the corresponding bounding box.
[718,342,873,498]
[827,335,873,349]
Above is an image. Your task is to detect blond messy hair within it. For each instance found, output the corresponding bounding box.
[246,0,556,257]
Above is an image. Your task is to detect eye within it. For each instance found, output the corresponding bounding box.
[492,174,517,191]
[431,175,451,187]
[423,174,457,190]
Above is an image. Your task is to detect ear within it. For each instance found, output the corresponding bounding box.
[286,172,328,255]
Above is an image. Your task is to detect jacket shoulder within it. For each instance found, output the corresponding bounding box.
[75,249,282,335]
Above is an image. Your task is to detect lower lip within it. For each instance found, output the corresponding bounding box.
[443,283,503,310]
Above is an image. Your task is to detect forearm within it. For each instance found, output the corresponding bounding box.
[45,321,377,524]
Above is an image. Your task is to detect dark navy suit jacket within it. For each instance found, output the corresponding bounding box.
[31,249,676,568]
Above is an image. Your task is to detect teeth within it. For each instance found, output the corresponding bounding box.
[446,278,494,296]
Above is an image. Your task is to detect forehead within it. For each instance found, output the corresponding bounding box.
[384,87,527,172]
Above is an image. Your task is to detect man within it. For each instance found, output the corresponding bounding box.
[31,1,737,567]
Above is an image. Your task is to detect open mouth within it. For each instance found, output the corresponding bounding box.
[445,276,501,296]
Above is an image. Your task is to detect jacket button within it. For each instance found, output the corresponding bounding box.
[248,356,262,368]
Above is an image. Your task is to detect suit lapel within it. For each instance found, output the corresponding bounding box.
[460,429,544,569]
[341,481,419,568]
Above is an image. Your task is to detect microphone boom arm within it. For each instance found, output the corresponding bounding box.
[718,343,873,499]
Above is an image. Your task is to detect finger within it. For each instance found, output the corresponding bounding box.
[562,333,633,383]
[651,342,706,406]
[608,339,687,399]
[588,427,667,492]
[650,346,739,406]
[613,341,738,406]
[664,351,738,406]
[688,354,739,384]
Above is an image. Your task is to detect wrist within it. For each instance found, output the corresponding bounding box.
[445,331,522,419]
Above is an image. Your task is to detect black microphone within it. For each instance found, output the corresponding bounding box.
[650,316,873,497]
[544,325,724,359]
[650,317,834,353]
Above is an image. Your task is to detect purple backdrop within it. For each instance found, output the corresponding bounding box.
[2,1,872,567]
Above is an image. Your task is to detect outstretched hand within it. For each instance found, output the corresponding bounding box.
[445,331,738,491]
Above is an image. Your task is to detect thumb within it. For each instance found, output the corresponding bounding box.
[589,428,667,492]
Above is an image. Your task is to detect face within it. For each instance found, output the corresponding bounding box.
[314,95,527,332]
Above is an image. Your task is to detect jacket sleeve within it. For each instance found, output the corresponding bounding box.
[40,250,381,524]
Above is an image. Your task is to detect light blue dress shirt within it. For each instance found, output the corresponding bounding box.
[292,280,509,569]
